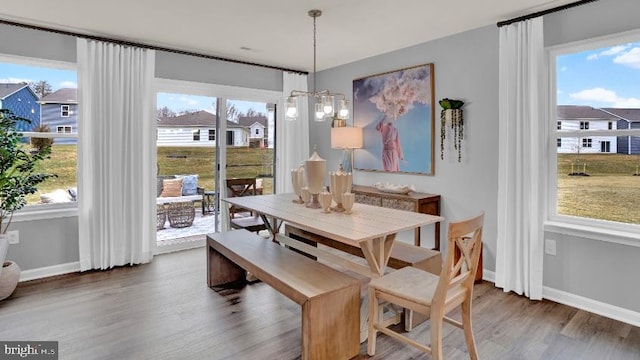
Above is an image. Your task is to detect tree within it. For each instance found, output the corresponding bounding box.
[157,106,176,117]
[244,108,266,118]
[0,109,55,233]
[29,80,53,98]
[226,102,240,122]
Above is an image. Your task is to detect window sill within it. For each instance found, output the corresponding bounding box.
[544,220,640,248]
[10,204,78,223]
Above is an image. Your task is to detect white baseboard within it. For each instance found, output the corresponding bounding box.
[154,238,205,255]
[20,261,80,282]
[17,240,205,282]
[480,269,640,328]
[482,269,495,283]
[543,286,640,328]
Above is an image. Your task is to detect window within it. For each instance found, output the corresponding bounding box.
[550,30,640,240]
[255,128,259,135]
[57,125,72,133]
[0,55,78,210]
[209,129,215,141]
[193,129,200,141]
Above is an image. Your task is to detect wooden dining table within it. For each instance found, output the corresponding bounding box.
[222,193,444,278]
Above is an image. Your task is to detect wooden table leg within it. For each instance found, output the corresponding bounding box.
[360,234,396,278]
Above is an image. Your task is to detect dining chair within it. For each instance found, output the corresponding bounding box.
[226,178,267,233]
[367,212,484,360]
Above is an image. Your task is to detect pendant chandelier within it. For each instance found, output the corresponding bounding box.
[284,9,350,122]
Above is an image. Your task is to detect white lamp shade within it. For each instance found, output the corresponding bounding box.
[331,127,363,149]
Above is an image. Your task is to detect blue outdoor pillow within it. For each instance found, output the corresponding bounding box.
[179,175,199,196]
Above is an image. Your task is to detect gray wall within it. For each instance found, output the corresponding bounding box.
[312,0,640,314]
[0,22,283,271]
[313,24,500,266]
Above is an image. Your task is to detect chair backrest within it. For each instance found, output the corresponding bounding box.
[434,212,484,306]
[226,178,259,216]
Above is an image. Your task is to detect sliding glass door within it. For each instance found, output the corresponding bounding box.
[155,78,280,248]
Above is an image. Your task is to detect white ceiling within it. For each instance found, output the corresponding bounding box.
[0,0,576,72]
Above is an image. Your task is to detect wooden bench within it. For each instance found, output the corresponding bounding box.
[207,229,361,360]
[285,224,442,274]
[285,224,442,331]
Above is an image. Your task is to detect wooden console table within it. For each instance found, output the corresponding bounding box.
[351,185,441,250]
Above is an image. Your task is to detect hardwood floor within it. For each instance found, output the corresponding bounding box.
[1,247,638,360]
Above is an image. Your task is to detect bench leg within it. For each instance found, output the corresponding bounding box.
[207,244,246,287]
[301,284,360,360]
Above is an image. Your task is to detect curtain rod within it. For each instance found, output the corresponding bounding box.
[0,17,308,75]
[497,0,599,27]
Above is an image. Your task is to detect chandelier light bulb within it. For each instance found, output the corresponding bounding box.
[322,95,334,115]
[315,103,325,121]
[338,99,350,119]
[285,97,298,120]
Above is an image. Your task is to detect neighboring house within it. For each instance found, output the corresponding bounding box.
[157,110,247,147]
[601,108,640,155]
[38,88,78,144]
[238,115,268,148]
[557,105,618,154]
[0,83,40,131]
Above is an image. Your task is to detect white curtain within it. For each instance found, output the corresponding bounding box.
[275,72,310,194]
[495,17,545,299]
[77,39,156,271]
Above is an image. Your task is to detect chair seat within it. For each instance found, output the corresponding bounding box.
[230,216,267,233]
[370,266,439,307]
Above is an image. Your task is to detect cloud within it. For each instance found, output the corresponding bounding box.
[587,44,631,60]
[59,81,77,88]
[569,87,640,107]
[559,66,568,72]
[613,47,640,69]
[0,77,32,83]
[179,96,198,106]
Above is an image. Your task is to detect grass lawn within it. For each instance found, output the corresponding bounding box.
[27,145,274,203]
[26,147,640,225]
[557,154,640,224]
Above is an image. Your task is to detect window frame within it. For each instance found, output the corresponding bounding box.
[546,29,640,247]
[61,104,70,117]
[0,53,79,222]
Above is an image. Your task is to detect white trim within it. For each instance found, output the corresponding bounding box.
[545,221,640,248]
[481,270,640,328]
[154,78,282,105]
[547,28,640,56]
[543,286,640,328]
[0,52,77,71]
[11,205,78,222]
[482,269,495,283]
[19,261,80,282]
[154,239,205,255]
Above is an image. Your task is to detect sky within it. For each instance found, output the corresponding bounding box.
[0,61,266,116]
[5,38,639,115]
[556,41,640,108]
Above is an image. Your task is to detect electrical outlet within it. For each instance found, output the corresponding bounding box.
[7,230,19,244]
[544,239,556,256]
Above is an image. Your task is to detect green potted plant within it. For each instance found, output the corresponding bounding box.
[0,108,55,246]
[439,98,465,162]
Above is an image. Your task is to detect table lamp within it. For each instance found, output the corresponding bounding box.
[330,126,363,173]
